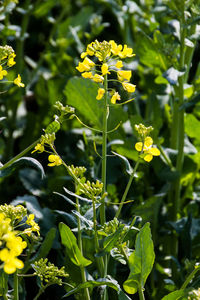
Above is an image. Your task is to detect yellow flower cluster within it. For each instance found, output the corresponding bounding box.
[48,154,62,167]
[76,40,136,104]
[135,136,160,162]
[134,123,160,162]
[0,45,24,88]
[0,213,27,274]
[23,214,40,236]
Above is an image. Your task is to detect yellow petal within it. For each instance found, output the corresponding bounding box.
[148,147,160,156]
[144,154,153,162]
[135,142,143,152]
[144,136,153,147]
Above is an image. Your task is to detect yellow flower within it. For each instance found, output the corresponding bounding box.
[31,143,44,154]
[7,53,16,67]
[101,63,110,76]
[115,60,123,68]
[48,154,62,167]
[111,92,121,104]
[135,136,160,162]
[0,248,24,274]
[81,72,93,79]
[122,82,136,93]
[0,65,7,80]
[109,40,122,56]
[119,44,135,59]
[14,74,25,87]
[86,42,95,56]
[76,57,95,73]
[80,52,87,59]
[96,88,105,100]
[93,74,104,83]
[117,70,132,82]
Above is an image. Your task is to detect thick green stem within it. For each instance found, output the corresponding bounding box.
[181,266,200,290]
[75,186,90,300]
[0,139,40,171]
[138,284,145,300]
[13,271,19,300]
[100,74,108,225]
[115,160,140,219]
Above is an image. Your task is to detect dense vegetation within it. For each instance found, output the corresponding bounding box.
[1,0,200,299]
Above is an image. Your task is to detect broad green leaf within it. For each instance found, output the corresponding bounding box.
[184,84,194,98]
[63,278,119,298]
[123,223,155,294]
[59,222,92,267]
[0,157,45,179]
[161,289,187,300]
[185,114,200,140]
[64,77,102,129]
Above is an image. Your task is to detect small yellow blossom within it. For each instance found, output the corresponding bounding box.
[25,214,40,236]
[109,40,123,56]
[81,72,93,79]
[117,70,132,82]
[76,57,95,73]
[101,63,110,76]
[80,52,87,59]
[86,43,95,56]
[135,136,160,162]
[14,74,25,87]
[111,92,121,104]
[119,44,135,59]
[48,154,62,167]
[0,248,24,274]
[31,143,44,154]
[93,74,104,83]
[115,60,123,68]
[0,65,7,80]
[122,82,136,93]
[7,53,16,67]
[96,88,105,100]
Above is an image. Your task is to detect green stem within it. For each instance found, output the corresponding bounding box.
[33,285,48,300]
[13,271,19,300]
[138,284,145,300]
[115,160,140,219]
[75,185,90,300]
[181,266,200,290]
[100,74,108,225]
[0,139,40,170]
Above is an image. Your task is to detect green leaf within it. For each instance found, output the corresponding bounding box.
[59,222,92,267]
[185,114,200,140]
[123,223,155,294]
[161,289,187,300]
[0,157,45,179]
[64,77,103,129]
[63,278,119,298]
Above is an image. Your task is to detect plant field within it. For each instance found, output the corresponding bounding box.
[0,0,200,299]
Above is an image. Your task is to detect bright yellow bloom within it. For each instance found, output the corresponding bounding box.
[86,42,95,56]
[115,60,123,68]
[93,74,104,83]
[7,53,16,67]
[81,72,93,79]
[119,44,135,59]
[111,92,121,104]
[122,82,136,93]
[96,88,105,100]
[26,214,40,235]
[135,136,160,162]
[14,74,25,87]
[48,154,62,167]
[109,40,123,56]
[31,143,44,154]
[101,63,110,76]
[0,65,7,80]
[76,57,95,72]
[0,248,24,274]
[117,70,132,82]
[80,52,87,59]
